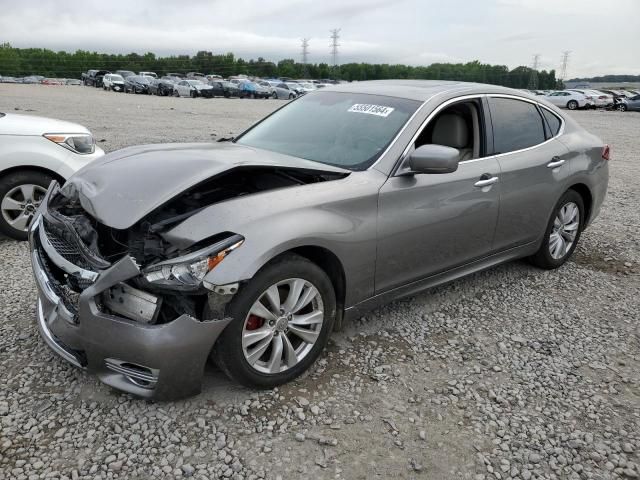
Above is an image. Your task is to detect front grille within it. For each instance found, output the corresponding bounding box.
[37,245,80,316]
[43,220,94,270]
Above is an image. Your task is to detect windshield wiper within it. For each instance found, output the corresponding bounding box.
[217,136,235,142]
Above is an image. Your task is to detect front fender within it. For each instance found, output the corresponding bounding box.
[162,170,386,307]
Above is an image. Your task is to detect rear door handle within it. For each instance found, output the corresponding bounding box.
[474,176,499,187]
[547,157,565,168]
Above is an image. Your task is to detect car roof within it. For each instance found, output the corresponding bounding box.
[324,80,534,101]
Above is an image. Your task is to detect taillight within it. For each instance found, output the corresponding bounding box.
[602,145,610,161]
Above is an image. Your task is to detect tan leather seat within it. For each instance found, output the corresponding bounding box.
[431,114,473,162]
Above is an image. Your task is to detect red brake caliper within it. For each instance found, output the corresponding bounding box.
[245,314,265,330]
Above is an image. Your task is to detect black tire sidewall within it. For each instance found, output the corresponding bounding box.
[0,170,55,240]
[213,254,336,388]
[530,190,584,269]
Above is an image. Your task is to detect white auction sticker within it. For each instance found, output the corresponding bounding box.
[348,104,395,117]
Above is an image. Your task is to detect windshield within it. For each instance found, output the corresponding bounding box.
[187,80,203,85]
[111,75,124,82]
[236,91,421,170]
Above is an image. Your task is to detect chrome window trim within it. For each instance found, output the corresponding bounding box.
[389,92,567,173]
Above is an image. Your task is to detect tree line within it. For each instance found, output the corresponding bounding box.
[0,43,562,89]
[569,74,640,83]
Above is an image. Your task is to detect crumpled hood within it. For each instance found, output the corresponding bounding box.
[62,142,349,230]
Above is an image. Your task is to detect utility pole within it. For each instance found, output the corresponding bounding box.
[329,28,341,78]
[301,38,310,77]
[528,53,540,89]
[560,50,571,81]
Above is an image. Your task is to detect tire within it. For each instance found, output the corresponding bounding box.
[617,104,627,112]
[190,91,196,98]
[0,170,55,241]
[212,253,336,388]
[288,93,294,99]
[567,100,578,110]
[272,92,278,99]
[224,92,230,98]
[173,90,179,97]
[529,190,584,270]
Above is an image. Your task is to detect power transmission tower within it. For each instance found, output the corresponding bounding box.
[528,53,540,89]
[329,28,341,77]
[301,38,310,77]
[560,50,571,81]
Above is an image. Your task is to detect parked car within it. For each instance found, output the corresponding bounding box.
[139,71,157,79]
[0,112,104,240]
[186,72,206,79]
[616,94,640,112]
[82,70,110,88]
[102,74,126,92]
[0,76,17,83]
[166,72,185,79]
[286,82,306,96]
[208,80,240,98]
[544,91,589,110]
[257,81,275,96]
[174,79,214,98]
[23,76,41,84]
[149,77,176,96]
[115,70,136,79]
[124,75,152,94]
[266,81,297,99]
[239,82,270,99]
[567,89,612,108]
[66,79,82,86]
[28,81,609,399]
[41,78,65,86]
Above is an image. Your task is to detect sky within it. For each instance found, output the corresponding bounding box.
[1,0,638,78]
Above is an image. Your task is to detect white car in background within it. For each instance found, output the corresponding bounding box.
[0,112,104,240]
[567,89,613,108]
[102,74,125,92]
[545,91,589,110]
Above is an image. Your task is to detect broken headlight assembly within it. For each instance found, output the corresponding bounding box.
[44,133,96,154]
[142,235,244,290]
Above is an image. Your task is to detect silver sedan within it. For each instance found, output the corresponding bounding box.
[30,81,608,399]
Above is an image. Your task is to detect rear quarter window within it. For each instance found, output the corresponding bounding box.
[541,107,562,137]
[489,97,547,154]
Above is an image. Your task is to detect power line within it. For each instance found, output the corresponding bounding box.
[560,50,571,81]
[528,53,540,89]
[329,28,341,69]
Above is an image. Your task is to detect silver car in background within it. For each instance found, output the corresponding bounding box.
[264,81,297,99]
[29,81,608,399]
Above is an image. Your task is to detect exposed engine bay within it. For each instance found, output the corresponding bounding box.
[41,166,347,325]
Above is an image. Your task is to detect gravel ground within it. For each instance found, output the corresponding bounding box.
[0,84,639,480]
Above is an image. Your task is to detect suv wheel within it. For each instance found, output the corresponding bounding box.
[529,190,584,269]
[212,254,336,387]
[0,170,54,240]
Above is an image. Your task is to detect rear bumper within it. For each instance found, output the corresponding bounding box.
[29,205,231,400]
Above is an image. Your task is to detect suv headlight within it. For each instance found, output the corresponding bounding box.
[143,235,244,290]
[44,133,96,154]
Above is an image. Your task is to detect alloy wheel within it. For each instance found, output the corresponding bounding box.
[548,202,579,260]
[1,184,47,232]
[242,278,324,374]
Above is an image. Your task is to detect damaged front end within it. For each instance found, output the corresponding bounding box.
[29,182,241,399]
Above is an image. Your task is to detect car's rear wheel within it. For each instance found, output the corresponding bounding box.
[567,100,578,110]
[529,190,584,270]
[0,171,54,241]
[212,254,336,388]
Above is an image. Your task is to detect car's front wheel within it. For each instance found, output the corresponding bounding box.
[567,100,579,110]
[0,170,54,241]
[529,190,584,269]
[212,254,336,388]
[617,103,627,112]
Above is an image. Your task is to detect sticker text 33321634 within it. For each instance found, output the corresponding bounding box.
[348,104,395,117]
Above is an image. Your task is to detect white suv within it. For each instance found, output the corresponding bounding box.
[102,74,125,92]
[0,112,104,240]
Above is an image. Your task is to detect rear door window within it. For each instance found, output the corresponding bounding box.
[489,98,547,154]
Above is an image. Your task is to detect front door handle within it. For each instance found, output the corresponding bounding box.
[474,176,499,188]
[547,157,566,168]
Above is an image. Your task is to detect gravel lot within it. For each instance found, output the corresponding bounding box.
[1,84,639,480]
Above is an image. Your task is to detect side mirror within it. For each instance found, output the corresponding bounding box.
[406,144,460,175]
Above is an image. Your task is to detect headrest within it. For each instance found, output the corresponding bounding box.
[432,114,469,149]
